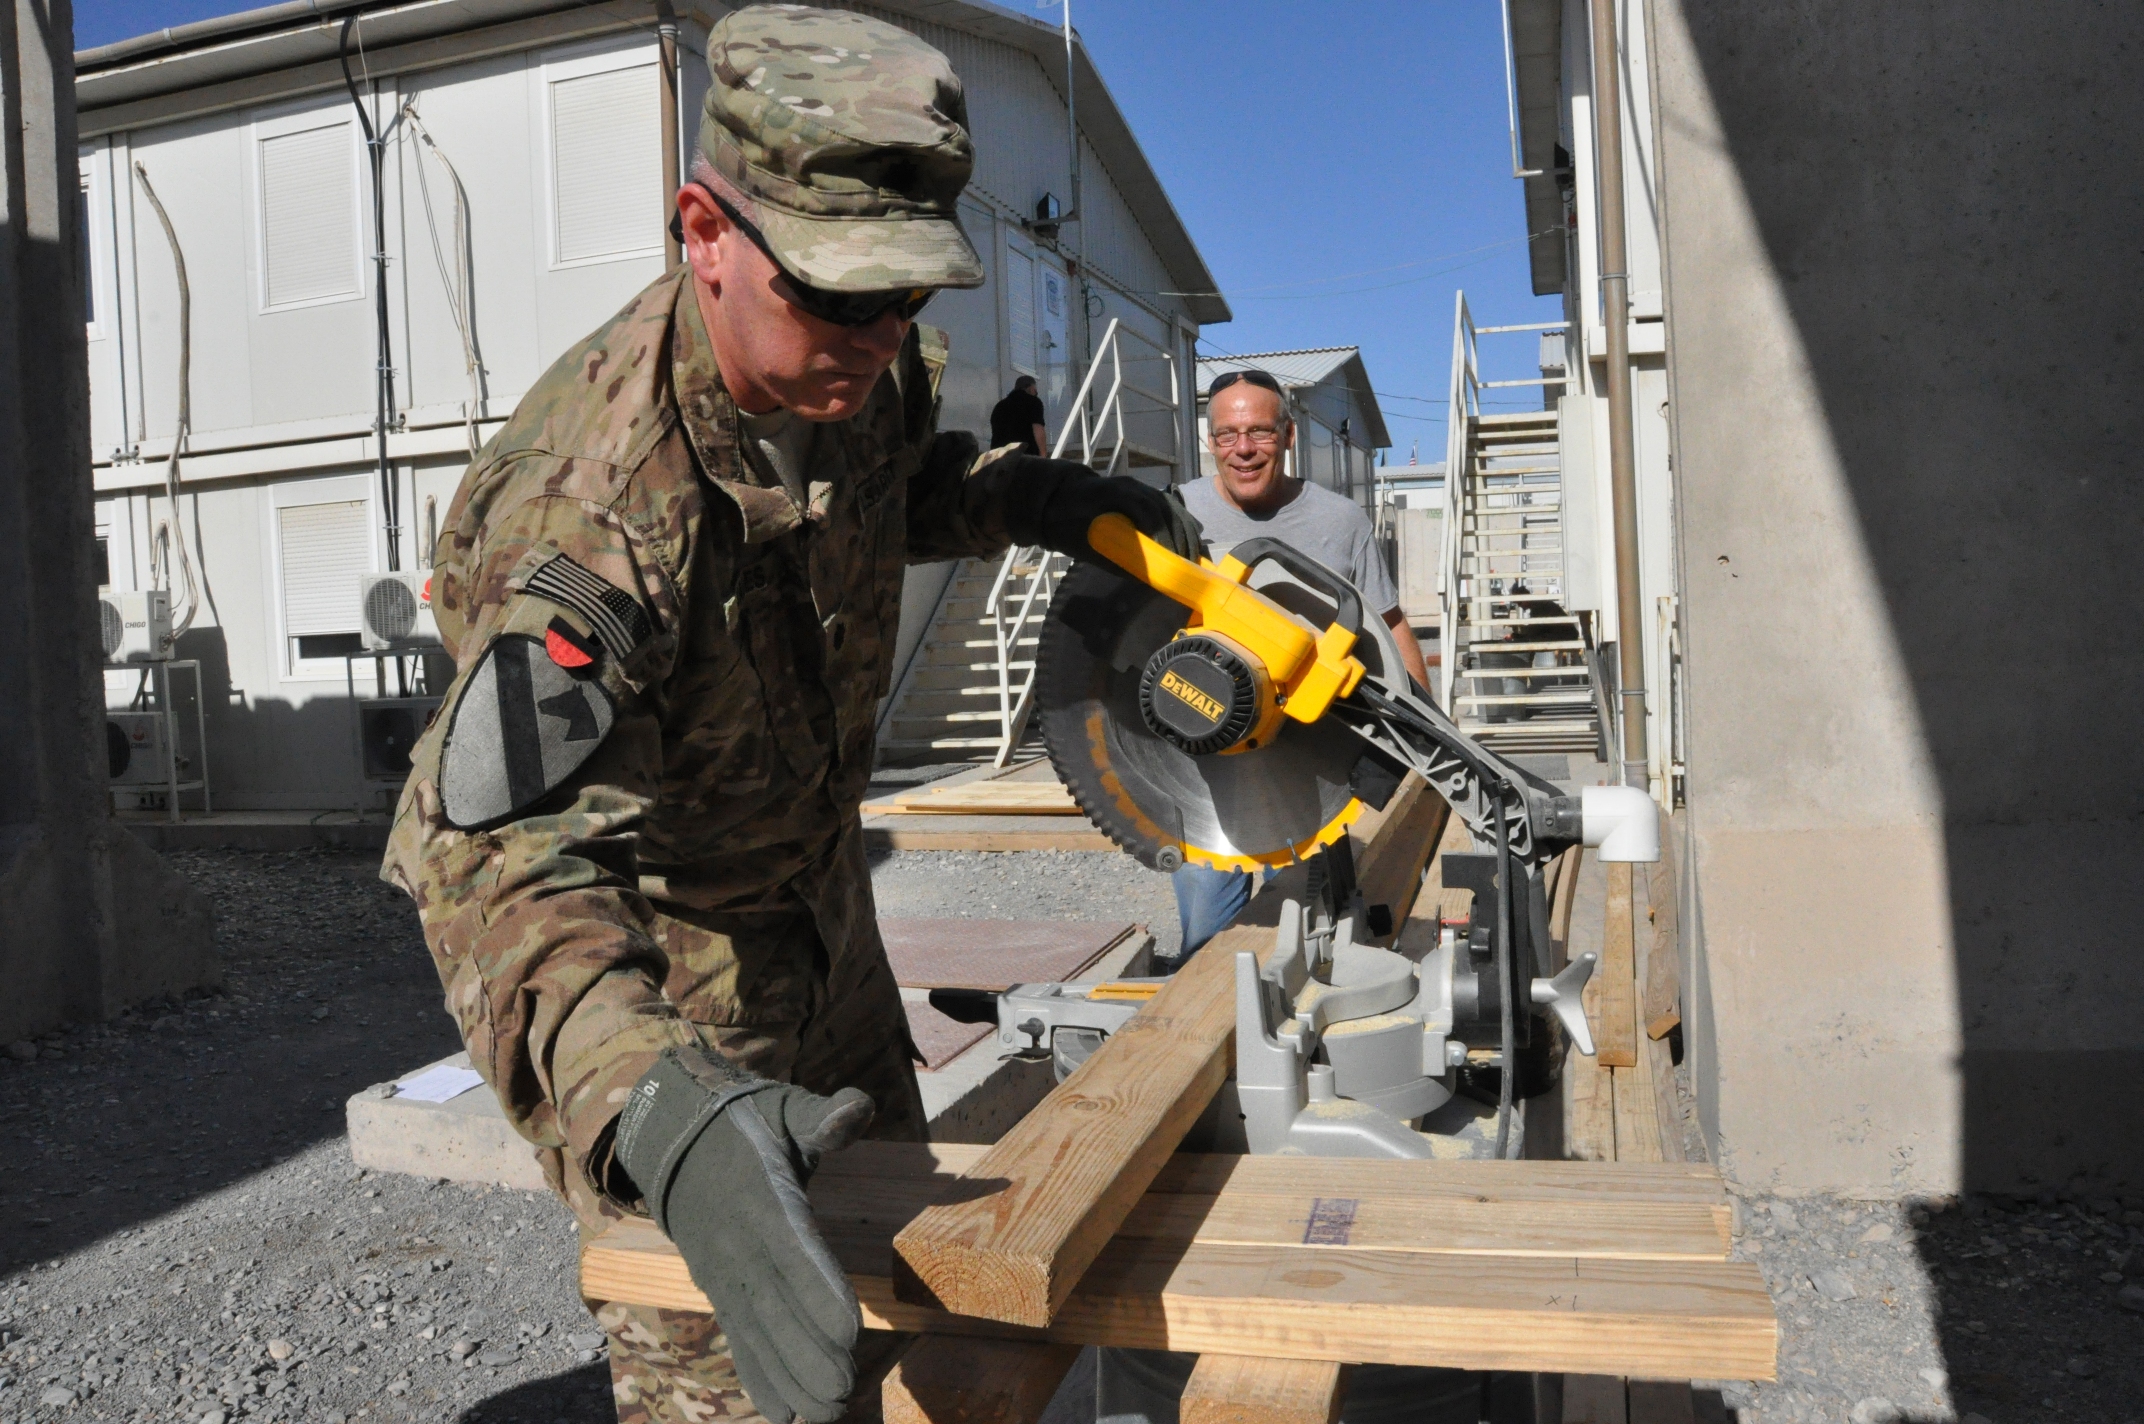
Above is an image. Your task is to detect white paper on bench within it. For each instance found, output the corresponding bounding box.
[393,1064,485,1103]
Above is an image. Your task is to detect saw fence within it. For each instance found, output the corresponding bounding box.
[579,778,1775,1423]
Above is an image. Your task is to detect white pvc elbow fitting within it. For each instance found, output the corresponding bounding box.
[1580,784,1660,863]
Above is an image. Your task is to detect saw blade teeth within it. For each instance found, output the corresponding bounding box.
[1036,561,1370,872]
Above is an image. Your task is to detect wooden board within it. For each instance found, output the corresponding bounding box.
[1643,825,1682,1041]
[883,1337,1080,1424]
[1181,1355,1347,1424]
[861,816,1119,852]
[582,1216,1778,1380]
[1562,1374,1628,1424]
[889,776,1449,1328]
[888,783,1082,815]
[1595,863,1638,1068]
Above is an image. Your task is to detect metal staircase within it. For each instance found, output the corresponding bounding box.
[877,318,1184,766]
[1439,297,1602,756]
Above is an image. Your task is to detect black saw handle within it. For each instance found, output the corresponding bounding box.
[1225,538,1367,637]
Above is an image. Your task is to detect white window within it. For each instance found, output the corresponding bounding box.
[544,46,661,267]
[277,497,372,673]
[254,108,361,311]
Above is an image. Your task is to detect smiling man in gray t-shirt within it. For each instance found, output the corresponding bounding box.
[1187,369,1427,686]
[1156,368,1430,972]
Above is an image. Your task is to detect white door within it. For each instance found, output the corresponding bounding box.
[1037,260,1071,422]
[1006,245,1037,381]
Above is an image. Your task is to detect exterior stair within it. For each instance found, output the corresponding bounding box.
[876,316,1185,768]
[875,552,1067,765]
[1445,407,1603,756]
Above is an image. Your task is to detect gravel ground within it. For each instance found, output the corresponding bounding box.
[868,848,1184,961]
[6,840,2135,1424]
[0,837,1181,1424]
[1707,1186,2144,1424]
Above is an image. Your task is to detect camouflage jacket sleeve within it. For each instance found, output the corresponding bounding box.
[895,326,1057,562]
[384,483,697,1199]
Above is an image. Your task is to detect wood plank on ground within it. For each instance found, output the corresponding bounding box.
[1563,850,1615,1163]
[888,775,1449,1328]
[1180,1355,1347,1424]
[882,1336,1081,1424]
[1595,863,1638,1068]
[1642,823,1682,1040]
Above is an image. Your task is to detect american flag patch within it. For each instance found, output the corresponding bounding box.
[522,552,652,661]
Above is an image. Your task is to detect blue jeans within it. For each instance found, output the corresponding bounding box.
[1166,864,1276,970]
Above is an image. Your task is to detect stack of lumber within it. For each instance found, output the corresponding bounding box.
[579,780,1774,1424]
[581,1139,1773,1378]
[862,759,1114,851]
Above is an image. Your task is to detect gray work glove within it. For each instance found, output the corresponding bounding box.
[1004,458,1205,565]
[614,1046,876,1424]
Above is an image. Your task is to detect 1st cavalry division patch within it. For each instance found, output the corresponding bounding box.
[439,632,616,829]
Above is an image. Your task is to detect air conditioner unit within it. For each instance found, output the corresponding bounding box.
[98,589,174,663]
[359,697,442,780]
[358,571,441,651]
[106,712,172,786]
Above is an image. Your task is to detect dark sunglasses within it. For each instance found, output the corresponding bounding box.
[1207,368,1287,401]
[670,185,936,328]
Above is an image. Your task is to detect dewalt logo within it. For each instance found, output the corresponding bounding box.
[1158,669,1224,724]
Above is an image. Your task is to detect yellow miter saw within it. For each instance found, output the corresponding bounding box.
[1011,514,1660,1157]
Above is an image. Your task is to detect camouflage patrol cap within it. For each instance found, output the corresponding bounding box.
[700,4,984,293]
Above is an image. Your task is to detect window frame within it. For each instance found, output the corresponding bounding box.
[538,37,665,272]
[248,99,367,316]
[268,474,378,682]
[79,145,111,342]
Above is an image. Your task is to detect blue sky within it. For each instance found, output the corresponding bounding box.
[76,1,1559,458]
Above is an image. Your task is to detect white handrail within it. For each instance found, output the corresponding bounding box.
[984,317,1182,765]
[1441,292,1574,725]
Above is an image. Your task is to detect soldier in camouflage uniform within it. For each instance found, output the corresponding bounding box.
[382,7,1198,1424]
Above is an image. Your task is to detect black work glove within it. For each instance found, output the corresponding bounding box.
[1002,457,1205,564]
[614,1047,876,1424]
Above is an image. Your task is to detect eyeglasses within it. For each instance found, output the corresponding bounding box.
[1210,425,1287,448]
[672,185,938,328]
[1206,368,1286,401]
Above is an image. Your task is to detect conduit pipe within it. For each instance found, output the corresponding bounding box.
[1589,0,1648,792]
[341,15,403,573]
[656,0,682,271]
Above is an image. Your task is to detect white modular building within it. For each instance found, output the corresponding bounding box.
[75,0,1227,811]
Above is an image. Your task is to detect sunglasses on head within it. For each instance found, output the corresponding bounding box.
[671,184,937,328]
[1207,368,1286,401]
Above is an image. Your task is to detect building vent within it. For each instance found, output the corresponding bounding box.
[260,120,358,308]
[550,61,659,264]
[359,571,440,650]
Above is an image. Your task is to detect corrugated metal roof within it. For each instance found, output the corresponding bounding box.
[1197,347,1389,449]
[1197,347,1360,388]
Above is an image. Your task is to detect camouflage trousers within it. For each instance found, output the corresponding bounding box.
[554,942,928,1424]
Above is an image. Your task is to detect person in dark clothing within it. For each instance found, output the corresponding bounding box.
[989,374,1048,455]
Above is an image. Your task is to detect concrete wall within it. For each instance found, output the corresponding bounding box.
[1648,0,2144,1195]
[2,0,214,1042]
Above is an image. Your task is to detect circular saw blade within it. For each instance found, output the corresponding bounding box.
[1036,560,1366,872]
